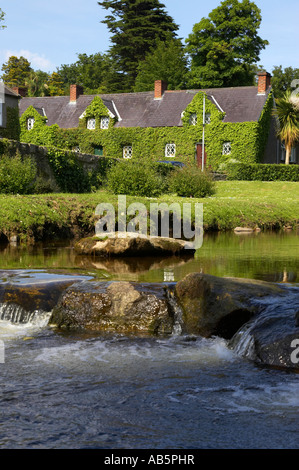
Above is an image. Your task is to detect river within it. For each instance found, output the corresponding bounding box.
[0,230,298,449]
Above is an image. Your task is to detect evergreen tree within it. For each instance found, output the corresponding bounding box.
[185,0,268,88]
[1,56,32,88]
[45,72,65,96]
[134,38,189,92]
[98,0,179,91]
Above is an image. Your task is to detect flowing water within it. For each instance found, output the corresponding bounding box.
[0,231,298,449]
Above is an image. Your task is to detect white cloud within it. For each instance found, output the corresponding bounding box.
[2,49,54,71]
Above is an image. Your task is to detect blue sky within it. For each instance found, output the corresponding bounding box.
[0,0,298,75]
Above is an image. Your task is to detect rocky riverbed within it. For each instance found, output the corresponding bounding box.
[1,269,298,372]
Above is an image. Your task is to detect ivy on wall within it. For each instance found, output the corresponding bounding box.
[78,96,117,130]
[17,92,274,171]
[0,107,21,141]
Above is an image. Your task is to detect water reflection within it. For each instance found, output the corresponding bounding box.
[0,230,298,284]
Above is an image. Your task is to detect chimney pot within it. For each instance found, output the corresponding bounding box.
[154,80,167,99]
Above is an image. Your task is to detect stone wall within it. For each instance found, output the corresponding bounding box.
[0,138,103,190]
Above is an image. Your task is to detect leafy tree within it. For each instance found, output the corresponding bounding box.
[134,38,189,92]
[58,52,124,94]
[1,55,32,87]
[0,8,6,29]
[185,0,269,88]
[273,91,299,165]
[25,70,50,97]
[45,72,65,96]
[271,66,299,99]
[98,0,179,91]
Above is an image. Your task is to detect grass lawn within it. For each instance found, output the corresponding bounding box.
[0,181,298,243]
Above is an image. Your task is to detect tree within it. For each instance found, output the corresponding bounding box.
[98,0,179,91]
[25,70,50,97]
[185,0,269,88]
[274,91,299,165]
[271,66,299,99]
[0,8,5,29]
[45,72,65,96]
[1,56,32,87]
[134,38,189,91]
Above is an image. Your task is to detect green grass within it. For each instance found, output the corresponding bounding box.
[0,181,298,243]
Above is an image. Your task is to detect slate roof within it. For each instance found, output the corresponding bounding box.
[3,85,19,98]
[18,86,271,129]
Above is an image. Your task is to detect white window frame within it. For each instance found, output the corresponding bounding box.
[27,117,35,131]
[165,143,176,158]
[205,113,211,124]
[123,145,133,159]
[0,103,3,127]
[100,116,110,129]
[189,113,197,126]
[222,142,231,156]
[87,117,96,130]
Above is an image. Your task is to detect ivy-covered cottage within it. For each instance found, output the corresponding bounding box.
[0,84,20,140]
[17,72,295,169]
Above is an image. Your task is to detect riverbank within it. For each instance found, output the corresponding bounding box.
[0,181,298,244]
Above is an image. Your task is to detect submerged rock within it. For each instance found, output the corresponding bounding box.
[74,232,195,257]
[50,281,174,335]
[174,273,287,338]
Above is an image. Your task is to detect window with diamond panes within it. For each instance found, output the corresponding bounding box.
[189,113,197,126]
[27,117,35,131]
[87,118,96,130]
[222,142,231,155]
[165,143,176,158]
[100,116,110,129]
[123,146,133,159]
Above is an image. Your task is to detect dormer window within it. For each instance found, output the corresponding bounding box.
[189,113,197,126]
[100,116,110,129]
[27,117,35,130]
[87,118,96,130]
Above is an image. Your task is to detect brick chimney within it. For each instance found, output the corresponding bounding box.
[12,86,27,97]
[154,80,167,99]
[257,72,271,95]
[70,84,83,103]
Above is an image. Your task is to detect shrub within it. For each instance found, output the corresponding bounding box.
[167,165,216,198]
[106,160,166,197]
[226,163,299,181]
[47,148,91,193]
[0,153,37,194]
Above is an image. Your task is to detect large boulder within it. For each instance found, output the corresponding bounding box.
[50,281,174,335]
[74,232,195,257]
[230,287,299,371]
[174,273,287,338]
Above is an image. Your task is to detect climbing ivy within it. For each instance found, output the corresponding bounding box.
[18,92,274,171]
[20,106,60,147]
[79,96,117,130]
[0,107,21,140]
